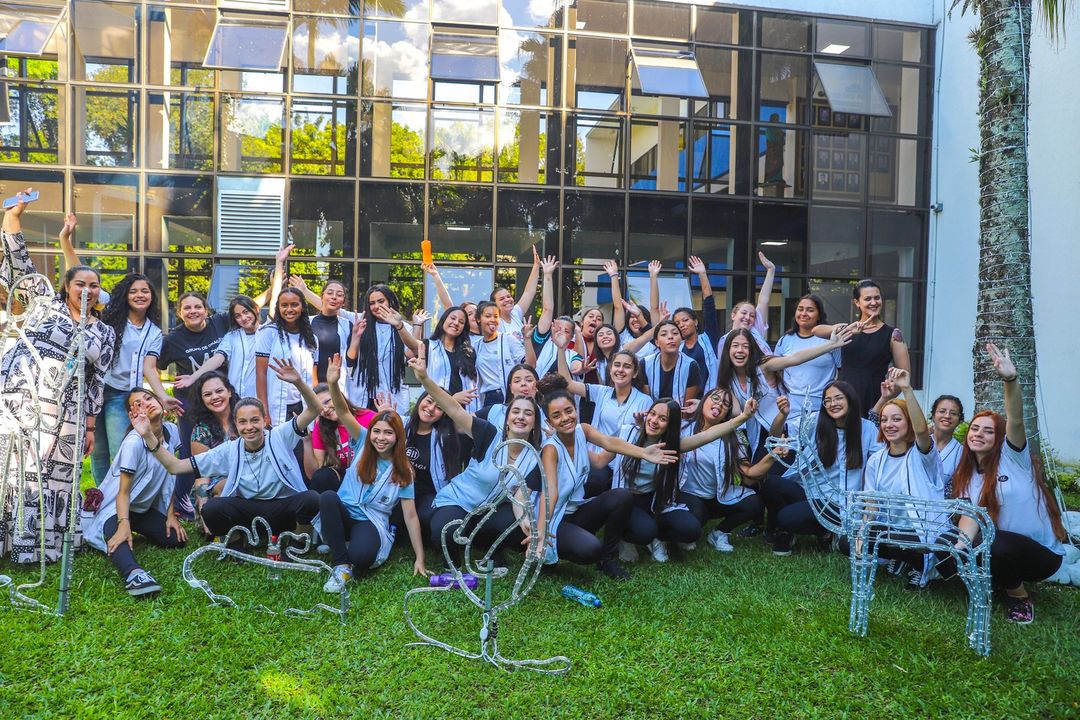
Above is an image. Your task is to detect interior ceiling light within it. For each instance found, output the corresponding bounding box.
[820,44,850,55]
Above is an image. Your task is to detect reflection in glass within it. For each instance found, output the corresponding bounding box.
[569,35,626,110]
[758,53,807,124]
[73,2,137,83]
[814,62,890,116]
[0,168,64,247]
[432,0,498,25]
[630,117,687,191]
[752,202,806,273]
[146,174,213,255]
[811,131,864,202]
[567,113,622,188]
[870,209,923,278]
[428,184,493,262]
[289,179,355,259]
[73,171,139,252]
[360,101,425,178]
[696,47,749,120]
[500,31,559,107]
[632,0,689,40]
[76,88,137,167]
[696,7,744,45]
[760,14,810,51]
[691,123,744,195]
[501,0,563,29]
[147,91,214,171]
[362,20,429,99]
[872,64,927,135]
[690,198,747,270]
[430,107,495,182]
[363,0,429,21]
[496,188,559,261]
[867,136,925,207]
[498,109,553,184]
[431,29,499,82]
[3,50,61,82]
[0,3,65,56]
[147,6,216,87]
[627,195,687,265]
[563,190,623,264]
[292,16,360,95]
[873,26,927,64]
[203,15,289,72]
[290,97,356,176]
[220,94,284,172]
[756,126,806,199]
[631,47,707,98]
[571,0,626,34]
[816,19,869,56]
[358,182,424,259]
[809,205,863,276]
[0,82,61,163]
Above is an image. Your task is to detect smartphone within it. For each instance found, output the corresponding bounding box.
[2,190,39,209]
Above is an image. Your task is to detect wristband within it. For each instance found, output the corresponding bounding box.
[146,438,162,453]
[1003,374,1018,383]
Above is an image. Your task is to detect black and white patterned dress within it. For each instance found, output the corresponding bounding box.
[0,228,114,564]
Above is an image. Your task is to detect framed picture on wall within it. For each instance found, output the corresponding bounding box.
[847,133,862,150]
[847,173,861,193]
[846,152,860,171]
[831,172,845,191]
[818,135,831,148]
[832,111,847,127]
[816,106,831,126]
[816,149,830,166]
[832,150,845,167]
[815,171,830,191]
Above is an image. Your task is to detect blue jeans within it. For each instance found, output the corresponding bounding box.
[91,386,132,485]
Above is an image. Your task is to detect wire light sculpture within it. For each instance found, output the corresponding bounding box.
[181,516,349,623]
[842,493,995,656]
[0,275,90,616]
[404,439,572,674]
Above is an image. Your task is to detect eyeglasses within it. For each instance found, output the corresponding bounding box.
[822,397,847,407]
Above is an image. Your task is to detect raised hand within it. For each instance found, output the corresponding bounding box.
[879,378,899,403]
[531,245,540,266]
[62,213,77,235]
[371,303,404,328]
[643,442,679,465]
[276,243,295,262]
[6,187,34,218]
[540,254,559,275]
[421,261,439,276]
[775,395,790,416]
[740,397,758,419]
[687,255,706,275]
[551,327,571,350]
[657,300,671,323]
[412,309,432,327]
[407,355,428,380]
[374,392,395,414]
[520,319,535,342]
[621,298,642,317]
[888,366,911,392]
[681,398,700,417]
[131,412,153,440]
[326,353,342,386]
[648,260,662,277]
[452,388,478,406]
[758,251,775,272]
[986,343,1017,380]
[829,324,855,347]
[288,274,308,291]
[602,260,619,278]
[269,357,302,385]
[352,312,367,340]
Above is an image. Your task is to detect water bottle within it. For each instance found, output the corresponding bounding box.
[266,535,282,581]
[429,572,478,589]
[561,585,601,608]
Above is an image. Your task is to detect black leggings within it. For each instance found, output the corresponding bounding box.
[318,491,382,570]
[201,491,321,538]
[310,466,345,493]
[777,500,842,537]
[428,501,519,565]
[935,529,1064,592]
[680,492,764,534]
[554,488,632,566]
[838,528,926,568]
[585,466,613,499]
[623,492,702,545]
[756,476,807,532]
[102,509,186,579]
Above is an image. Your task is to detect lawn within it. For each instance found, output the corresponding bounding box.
[0,510,1078,720]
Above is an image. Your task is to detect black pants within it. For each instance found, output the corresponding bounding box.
[934,529,1064,591]
[555,488,632,566]
[174,408,196,510]
[310,466,345,493]
[584,466,613,499]
[201,491,321,538]
[838,528,926,567]
[480,390,504,409]
[429,501,520,565]
[680,492,764,534]
[756,476,807,532]
[102,509,186,579]
[623,492,702,545]
[318,491,382,570]
[777,500,842,537]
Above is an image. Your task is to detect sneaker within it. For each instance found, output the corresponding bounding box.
[1005,597,1034,624]
[762,529,778,545]
[125,569,162,597]
[596,559,631,581]
[617,541,640,564]
[677,542,697,552]
[885,559,909,577]
[905,569,925,589]
[316,544,330,555]
[648,539,669,563]
[706,529,735,553]
[323,564,352,593]
[772,532,796,557]
[739,524,763,538]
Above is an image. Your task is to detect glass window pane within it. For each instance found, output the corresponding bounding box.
[752,201,806,273]
[432,29,499,82]
[811,130,865,202]
[364,0,429,21]
[873,25,928,64]
[146,174,213,254]
[362,20,429,99]
[72,171,138,252]
[566,113,623,188]
[147,91,214,171]
[869,209,924,278]
[816,19,869,57]
[809,205,864,276]
[220,94,284,172]
[0,169,64,247]
[368,262,425,315]
[695,46,750,120]
[758,52,808,124]
[203,17,289,72]
[76,87,137,167]
[563,190,623,264]
[871,64,928,135]
[627,195,687,265]
[290,97,357,176]
[148,6,216,87]
[569,35,626,111]
[496,188,559,261]
[294,0,354,13]
[358,182,424,259]
[501,0,563,29]
[500,31,560,107]
[428,184,493,262]
[497,109,555,184]
[146,257,209,327]
[73,1,137,83]
[285,263,355,312]
[0,81,63,164]
[292,16,360,95]
[360,100,426,178]
[867,136,926,206]
[3,49,62,82]
[760,13,810,51]
[633,0,689,40]
[572,0,625,34]
[690,198,748,272]
[630,117,687,191]
[755,126,807,199]
[632,48,707,98]
[430,106,495,182]
[814,61,890,117]
[288,179,355,259]
[692,123,748,195]
[696,7,744,45]
[432,0,497,24]
[0,3,64,56]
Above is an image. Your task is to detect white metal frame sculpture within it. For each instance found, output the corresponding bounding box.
[0,273,90,616]
[181,516,349,622]
[764,404,844,537]
[404,439,571,674]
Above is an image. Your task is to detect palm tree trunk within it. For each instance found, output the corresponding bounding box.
[971,0,1041,453]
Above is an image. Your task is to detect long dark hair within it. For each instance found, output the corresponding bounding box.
[785,293,827,336]
[271,287,317,349]
[406,391,464,480]
[815,381,864,470]
[503,363,539,402]
[58,264,102,316]
[227,295,260,331]
[717,328,768,396]
[619,398,682,515]
[187,371,239,446]
[353,284,406,395]
[312,382,363,470]
[430,305,477,381]
[100,272,159,356]
[590,322,622,366]
[690,387,744,497]
[501,395,543,451]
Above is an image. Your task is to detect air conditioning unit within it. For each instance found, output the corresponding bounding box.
[215,176,285,256]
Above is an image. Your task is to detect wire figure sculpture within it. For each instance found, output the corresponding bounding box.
[0,276,90,616]
[842,493,995,656]
[404,439,572,674]
[182,516,349,622]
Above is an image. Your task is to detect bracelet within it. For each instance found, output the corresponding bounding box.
[146,438,162,453]
[117,517,128,523]
[1003,374,1018,383]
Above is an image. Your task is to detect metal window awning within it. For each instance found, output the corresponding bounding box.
[0,2,66,56]
[203,13,290,71]
[431,29,500,83]
[813,60,892,117]
[631,46,708,99]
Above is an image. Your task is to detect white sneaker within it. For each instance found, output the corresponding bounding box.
[617,541,640,564]
[707,529,735,553]
[323,564,352,593]
[648,539,669,563]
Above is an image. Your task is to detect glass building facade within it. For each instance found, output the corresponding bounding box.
[0,0,934,377]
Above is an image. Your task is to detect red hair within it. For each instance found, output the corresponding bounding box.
[876,399,915,444]
[355,411,413,488]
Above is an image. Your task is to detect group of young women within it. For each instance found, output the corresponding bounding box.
[1,188,1075,625]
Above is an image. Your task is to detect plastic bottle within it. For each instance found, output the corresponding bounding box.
[421,239,433,266]
[266,535,282,581]
[561,585,601,608]
[429,572,479,590]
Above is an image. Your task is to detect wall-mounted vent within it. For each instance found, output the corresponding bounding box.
[215,176,285,256]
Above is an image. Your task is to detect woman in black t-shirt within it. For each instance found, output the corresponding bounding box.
[403,392,464,541]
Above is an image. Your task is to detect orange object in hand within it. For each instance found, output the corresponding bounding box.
[421,239,433,265]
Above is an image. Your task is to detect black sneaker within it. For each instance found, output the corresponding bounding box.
[772,532,795,557]
[125,569,161,597]
[762,529,779,545]
[885,559,909,577]
[1006,597,1034,624]
[739,524,764,538]
[597,559,631,581]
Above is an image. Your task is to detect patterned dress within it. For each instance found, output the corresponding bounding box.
[0,228,114,564]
